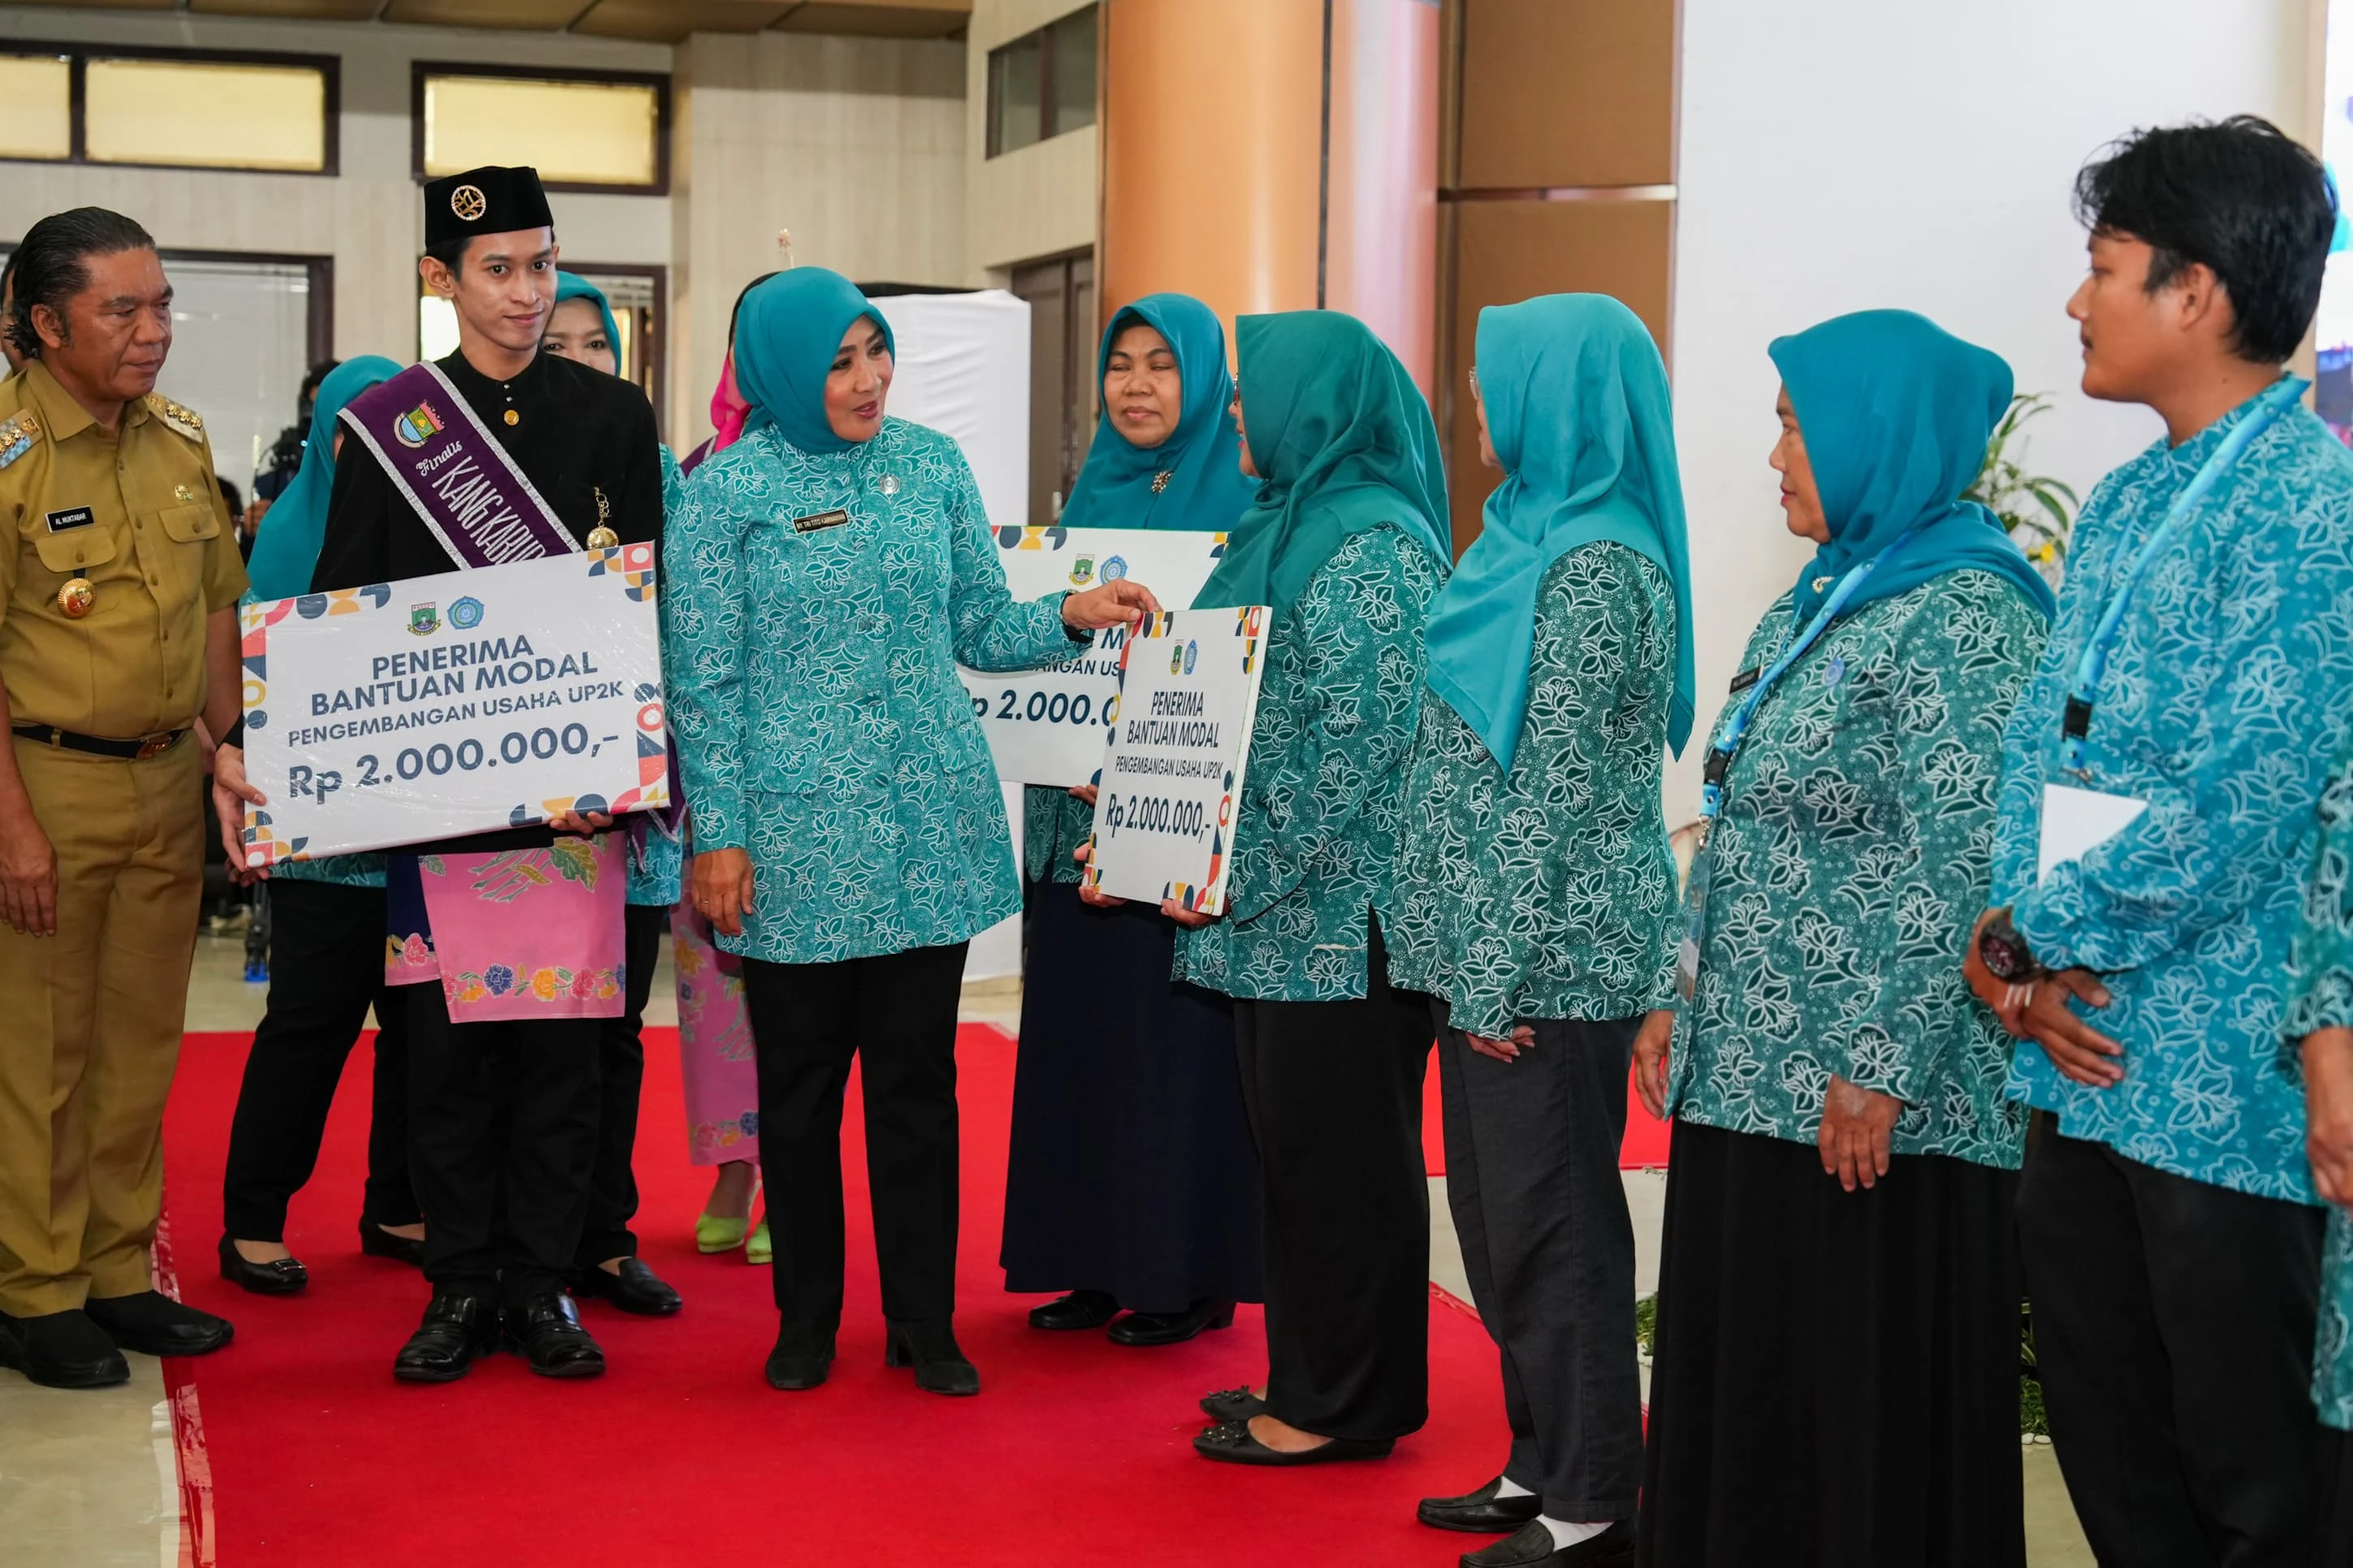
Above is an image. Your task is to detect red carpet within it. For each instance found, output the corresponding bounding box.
[1418,1055,1674,1176]
[161,1025,1509,1566]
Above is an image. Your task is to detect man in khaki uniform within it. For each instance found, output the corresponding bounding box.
[0,208,245,1389]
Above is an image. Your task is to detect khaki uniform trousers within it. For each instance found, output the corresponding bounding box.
[0,734,203,1316]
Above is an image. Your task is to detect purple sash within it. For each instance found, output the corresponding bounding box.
[338,361,579,570]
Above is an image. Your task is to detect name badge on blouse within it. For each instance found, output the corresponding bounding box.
[1727,667,1761,695]
[793,509,850,534]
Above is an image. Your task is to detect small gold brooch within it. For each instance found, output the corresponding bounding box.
[1151,470,1173,495]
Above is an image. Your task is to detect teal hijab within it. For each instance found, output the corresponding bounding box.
[1060,294,1255,534]
[733,267,895,456]
[553,272,622,367]
[244,354,402,601]
[1194,311,1448,612]
[1423,294,1694,768]
[1769,310,2055,628]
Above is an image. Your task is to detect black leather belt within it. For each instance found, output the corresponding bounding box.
[12,723,189,760]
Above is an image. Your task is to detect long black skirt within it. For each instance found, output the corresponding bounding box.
[999,883,1263,1313]
[2321,1424,2353,1568]
[1639,1120,2024,1568]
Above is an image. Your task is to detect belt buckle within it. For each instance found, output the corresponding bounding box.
[134,732,174,761]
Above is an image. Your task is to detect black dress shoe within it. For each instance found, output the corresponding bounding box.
[884,1317,979,1395]
[393,1291,501,1382]
[1192,1419,1394,1466]
[84,1291,234,1356]
[573,1257,682,1317]
[1027,1289,1119,1330]
[505,1292,605,1379]
[1198,1385,1267,1423]
[359,1220,424,1267]
[0,1307,129,1389]
[1108,1296,1235,1347]
[1462,1519,1635,1568]
[764,1317,837,1390]
[218,1235,308,1296]
[1420,1476,1544,1534]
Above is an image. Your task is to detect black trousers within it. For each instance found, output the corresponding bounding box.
[743,941,969,1325]
[2018,1124,2326,1567]
[220,878,418,1242]
[407,982,600,1304]
[1438,1007,1641,1520]
[575,903,665,1267]
[1235,926,1432,1443]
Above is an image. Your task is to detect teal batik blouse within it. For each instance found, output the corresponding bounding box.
[1389,543,1679,1037]
[1667,569,2046,1168]
[1024,784,1092,887]
[1171,525,1446,1003]
[663,418,1082,964]
[2282,746,2353,1432]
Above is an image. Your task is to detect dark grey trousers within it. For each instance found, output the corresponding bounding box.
[1436,1005,1643,1522]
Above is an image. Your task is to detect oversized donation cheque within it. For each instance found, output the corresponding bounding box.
[1080,606,1269,916]
[959,524,1228,787]
[236,546,670,866]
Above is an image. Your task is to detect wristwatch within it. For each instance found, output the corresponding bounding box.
[1977,909,2042,983]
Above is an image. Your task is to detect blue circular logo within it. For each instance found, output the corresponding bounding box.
[450,595,484,630]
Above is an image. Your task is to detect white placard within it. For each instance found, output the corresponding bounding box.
[239,547,669,866]
[1081,605,1269,916]
[2037,782,2150,879]
[960,525,1228,787]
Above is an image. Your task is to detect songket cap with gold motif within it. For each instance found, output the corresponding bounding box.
[424,165,553,247]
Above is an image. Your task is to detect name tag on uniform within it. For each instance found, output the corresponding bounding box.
[793,509,850,534]
[45,506,93,533]
[1727,667,1760,694]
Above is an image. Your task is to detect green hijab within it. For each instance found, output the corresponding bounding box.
[1060,294,1255,533]
[733,267,896,456]
[1423,294,1694,767]
[553,272,622,367]
[1194,311,1449,611]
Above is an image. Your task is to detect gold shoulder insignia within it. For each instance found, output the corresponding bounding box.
[144,393,204,443]
[0,411,40,471]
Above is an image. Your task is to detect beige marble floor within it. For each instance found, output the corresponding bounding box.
[9,931,2093,1565]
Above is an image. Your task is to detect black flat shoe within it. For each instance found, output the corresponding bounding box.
[764,1317,837,1390]
[84,1291,233,1357]
[1027,1289,1120,1331]
[394,1291,501,1383]
[359,1220,424,1268]
[218,1235,307,1296]
[1109,1296,1235,1347]
[0,1307,128,1389]
[1199,1385,1267,1424]
[1462,1519,1635,1568]
[884,1317,979,1395]
[505,1292,604,1378]
[573,1257,682,1317]
[1420,1476,1543,1534]
[1192,1420,1393,1466]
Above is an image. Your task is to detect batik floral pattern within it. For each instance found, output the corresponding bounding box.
[1667,570,2045,1169]
[2283,745,2353,1430]
[1024,785,1093,886]
[445,962,623,1008]
[1389,543,1680,1037]
[1172,525,1446,1003]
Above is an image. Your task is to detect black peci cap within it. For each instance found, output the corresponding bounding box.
[424,165,554,247]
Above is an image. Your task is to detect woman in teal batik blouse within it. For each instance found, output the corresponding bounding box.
[1387,294,1689,1562]
[1125,311,1450,1469]
[1629,311,2053,1568]
[663,268,1156,1396]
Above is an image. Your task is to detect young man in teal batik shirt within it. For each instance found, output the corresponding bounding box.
[1964,117,2353,1562]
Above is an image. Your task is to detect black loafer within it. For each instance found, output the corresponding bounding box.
[1109,1296,1235,1347]
[1421,1476,1544,1534]
[0,1307,129,1389]
[218,1235,308,1296]
[505,1292,604,1378]
[1027,1290,1120,1331]
[573,1257,682,1317]
[394,1291,501,1383]
[1192,1419,1393,1466]
[884,1317,979,1396]
[359,1220,424,1267]
[764,1317,837,1390]
[1199,1385,1267,1423]
[1463,1519,1635,1568]
[84,1291,233,1357]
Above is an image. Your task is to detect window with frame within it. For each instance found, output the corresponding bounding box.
[416,65,669,195]
[0,43,334,174]
[986,5,1097,160]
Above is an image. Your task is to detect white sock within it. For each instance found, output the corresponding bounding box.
[1539,1518,1612,1548]
[1493,1476,1534,1498]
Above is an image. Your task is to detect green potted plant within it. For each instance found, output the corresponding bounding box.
[1964,393,2080,582]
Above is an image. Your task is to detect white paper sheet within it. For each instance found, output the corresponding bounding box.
[2037,782,2149,879]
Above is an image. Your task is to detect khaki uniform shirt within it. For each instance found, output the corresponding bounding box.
[0,361,247,738]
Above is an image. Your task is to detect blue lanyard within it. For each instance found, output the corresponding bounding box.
[1698,524,1924,822]
[2060,376,2306,775]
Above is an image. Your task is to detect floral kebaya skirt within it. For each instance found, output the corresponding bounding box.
[383,834,628,1024]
